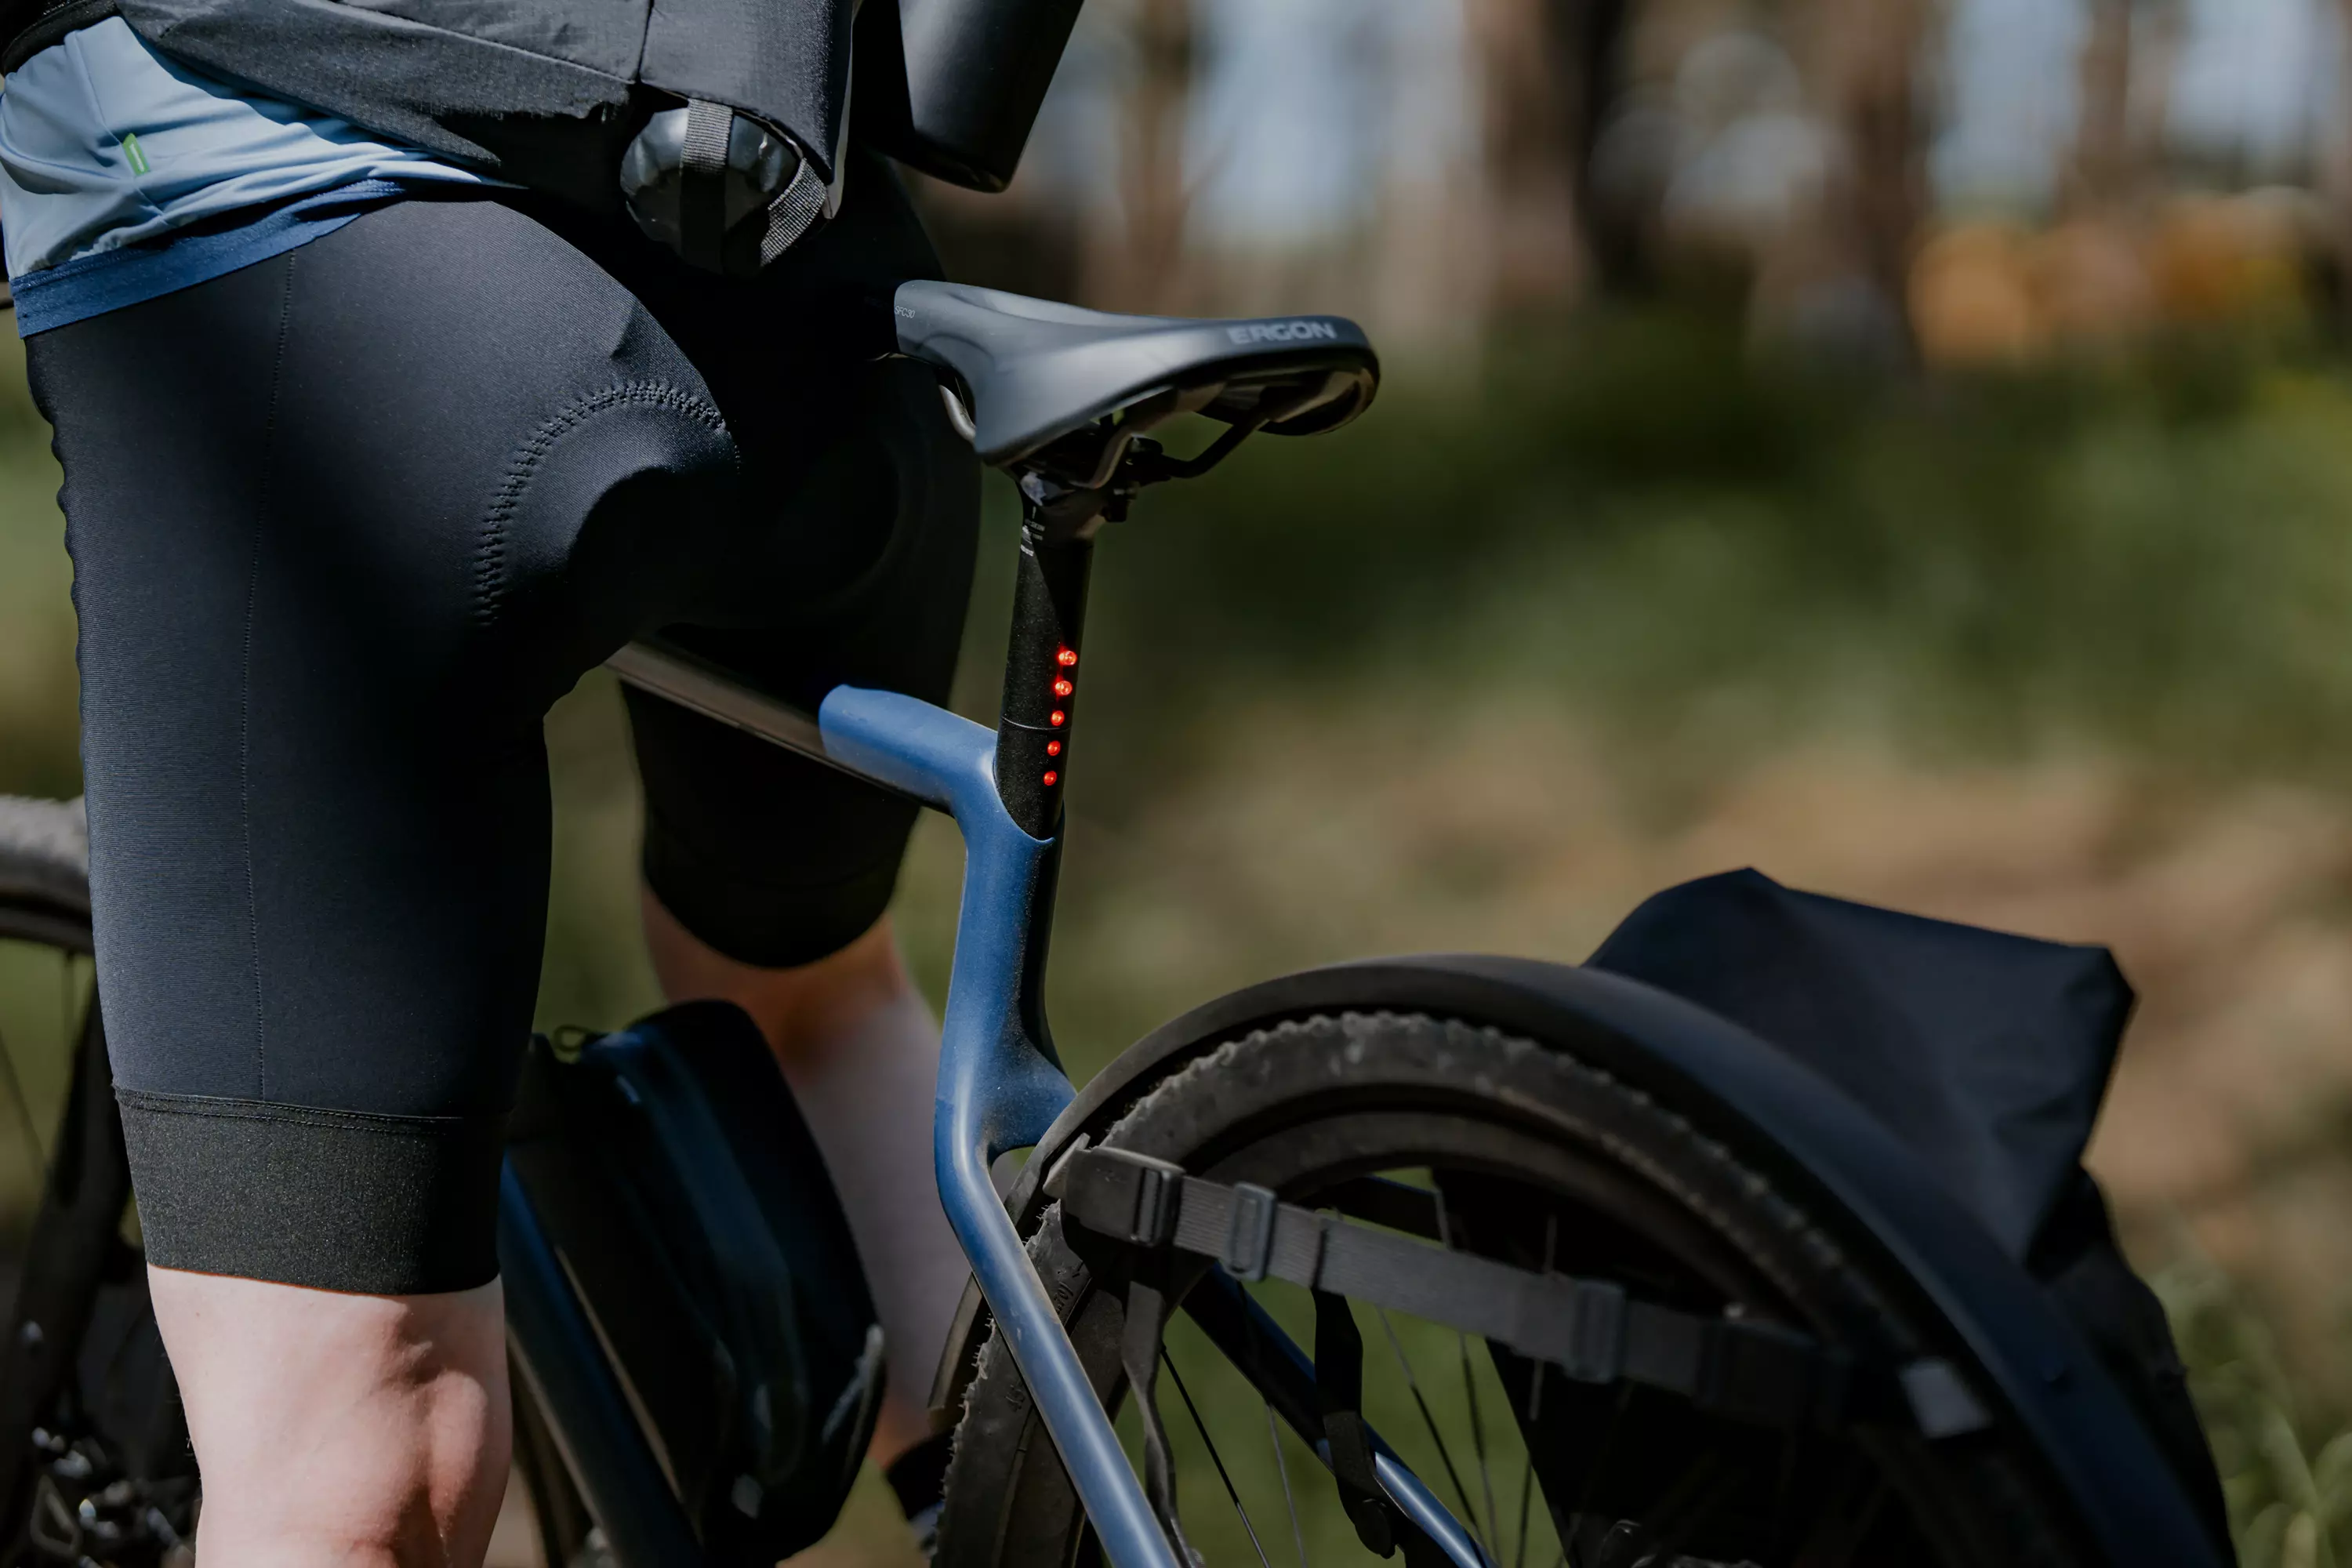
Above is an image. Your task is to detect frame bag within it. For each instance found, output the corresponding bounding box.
[506,1000,886,1564]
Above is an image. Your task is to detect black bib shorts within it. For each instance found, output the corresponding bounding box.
[27,152,978,1296]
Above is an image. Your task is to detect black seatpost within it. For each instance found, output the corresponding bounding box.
[995,469,1120,1075]
[996,492,1098,840]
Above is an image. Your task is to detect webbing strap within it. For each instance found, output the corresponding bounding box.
[1047,1142,1989,1438]
[679,98,733,275]
[679,101,826,274]
[1119,1271,1198,1563]
[1312,1289,1396,1555]
[757,158,829,268]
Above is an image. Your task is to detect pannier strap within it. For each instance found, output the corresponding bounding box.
[1047,1141,1992,1439]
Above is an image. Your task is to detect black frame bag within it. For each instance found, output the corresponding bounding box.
[506,1000,886,1564]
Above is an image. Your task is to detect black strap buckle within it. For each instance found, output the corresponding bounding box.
[1561,1279,1628,1384]
[1046,1140,1182,1247]
[1221,1184,1278,1281]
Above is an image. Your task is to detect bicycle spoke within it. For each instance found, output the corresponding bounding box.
[1513,1450,1534,1568]
[1768,1428,1800,1561]
[0,1011,47,1182]
[1163,1348,1274,1568]
[1434,1200,1499,1555]
[1265,1396,1308,1567]
[1515,1213,1556,1568]
[1563,1382,1633,1559]
[1593,1449,1737,1568]
[1461,1336,1496,1554]
[1789,1455,1886,1568]
[1376,1305,1494,1563]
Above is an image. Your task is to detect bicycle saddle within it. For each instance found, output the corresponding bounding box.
[891,280,1379,468]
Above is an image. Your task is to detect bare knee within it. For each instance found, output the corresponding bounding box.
[149,1269,510,1568]
[641,889,916,1066]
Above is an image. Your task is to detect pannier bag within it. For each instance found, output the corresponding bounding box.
[506,1000,885,1565]
[0,0,1086,270]
[1588,868,2234,1558]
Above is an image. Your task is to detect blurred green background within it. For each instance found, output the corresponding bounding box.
[11,0,2352,1560]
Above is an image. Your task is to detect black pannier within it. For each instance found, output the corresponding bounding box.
[506,1000,885,1565]
[1588,868,2232,1558]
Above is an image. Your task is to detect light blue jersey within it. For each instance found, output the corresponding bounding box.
[0,16,502,333]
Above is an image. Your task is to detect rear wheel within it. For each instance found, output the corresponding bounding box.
[938,1012,2092,1567]
[0,797,195,1567]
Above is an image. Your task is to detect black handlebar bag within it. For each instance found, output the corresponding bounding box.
[506,1000,885,1564]
[1588,868,2231,1555]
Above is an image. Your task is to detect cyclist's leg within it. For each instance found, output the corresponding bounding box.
[147,1273,510,1566]
[29,194,741,1562]
[578,160,982,1477]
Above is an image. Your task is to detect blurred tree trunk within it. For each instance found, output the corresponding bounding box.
[2036,0,2159,345]
[2332,0,2352,329]
[1760,0,1933,361]
[1555,0,1646,294]
[1091,0,1196,314]
[1465,0,1632,310]
[2069,0,2136,216]
[1825,0,1930,324]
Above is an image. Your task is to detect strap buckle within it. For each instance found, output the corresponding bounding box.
[1221,1185,1279,1281]
[1561,1279,1628,1384]
[1046,1142,1182,1248]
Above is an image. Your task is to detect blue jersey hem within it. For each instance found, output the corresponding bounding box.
[13,179,437,336]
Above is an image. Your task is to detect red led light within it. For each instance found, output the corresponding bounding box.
[1052,677,1074,697]
[1050,710,1066,727]
[1042,771,1059,787]
[1055,647,1078,668]
[1046,740,1062,757]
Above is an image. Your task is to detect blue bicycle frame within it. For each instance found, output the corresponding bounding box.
[498,641,1484,1568]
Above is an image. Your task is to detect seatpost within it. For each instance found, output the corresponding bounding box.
[996,488,1099,840]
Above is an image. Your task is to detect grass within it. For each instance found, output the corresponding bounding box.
[2165,1254,2352,1567]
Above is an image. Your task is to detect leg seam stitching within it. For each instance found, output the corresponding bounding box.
[241,249,296,1102]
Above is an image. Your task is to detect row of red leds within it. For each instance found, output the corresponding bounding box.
[1044,644,1076,786]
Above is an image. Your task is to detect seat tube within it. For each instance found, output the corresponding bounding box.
[996,512,1093,840]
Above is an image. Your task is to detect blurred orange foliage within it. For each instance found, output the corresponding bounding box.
[1911,192,2320,367]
